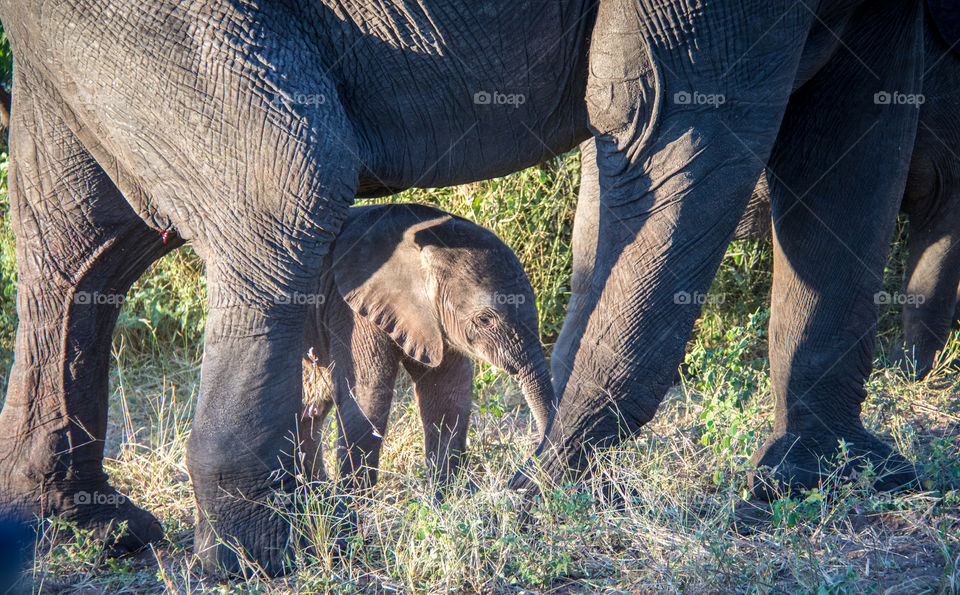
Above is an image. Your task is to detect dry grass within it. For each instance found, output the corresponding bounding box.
[12,338,958,594]
[2,153,959,593]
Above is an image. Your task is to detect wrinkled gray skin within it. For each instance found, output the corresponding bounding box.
[0,0,949,575]
[733,18,960,379]
[296,204,552,493]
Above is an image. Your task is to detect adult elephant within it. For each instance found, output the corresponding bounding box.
[731,14,960,380]
[542,0,955,502]
[0,0,936,576]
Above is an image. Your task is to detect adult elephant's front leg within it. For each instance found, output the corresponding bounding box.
[519,0,816,487]
[183,115,358,576]
[750,0,924,496]
[551,138,600,394]
[188,232,356,572]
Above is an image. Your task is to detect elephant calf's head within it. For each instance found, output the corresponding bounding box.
[331,204,555,433]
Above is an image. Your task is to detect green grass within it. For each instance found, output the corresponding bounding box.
[0,17,958,592]
[2,148,959,592]
[0,67,959,591]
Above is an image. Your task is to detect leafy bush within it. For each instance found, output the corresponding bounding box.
[0,29,11,95]
[115,247,207,359]
[685,308,769,486]
[0,154,14,384]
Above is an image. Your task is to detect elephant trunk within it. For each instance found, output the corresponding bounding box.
[513,350,555,438]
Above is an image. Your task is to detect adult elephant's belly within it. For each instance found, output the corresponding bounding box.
[310,0,593,197]
[352,105,590,198]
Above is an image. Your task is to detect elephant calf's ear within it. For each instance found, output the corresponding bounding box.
[332,207,445,367]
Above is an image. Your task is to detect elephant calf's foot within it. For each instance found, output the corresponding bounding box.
[748,427,919,500]
[1,481,162,554]
[303,495,360,560]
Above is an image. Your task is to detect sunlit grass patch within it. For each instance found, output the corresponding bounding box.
[1,150,958,591]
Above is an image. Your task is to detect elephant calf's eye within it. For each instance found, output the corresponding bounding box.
[474,313,495,328]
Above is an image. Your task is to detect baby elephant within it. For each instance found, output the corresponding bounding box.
[298,204,553,492]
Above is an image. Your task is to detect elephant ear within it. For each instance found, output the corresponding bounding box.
[929,0,960,55]
[332,205,447,367]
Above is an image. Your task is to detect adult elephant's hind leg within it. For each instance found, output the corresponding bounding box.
[0,82,172,550]
[896,39,960,380]
[899,194,960,379]
[551,138,600,393]
[750,0,924,498]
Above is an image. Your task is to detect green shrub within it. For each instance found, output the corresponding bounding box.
[115,246,207,359]
[0,154,15,385]
[0,29,10,95]
[685,308,768,486]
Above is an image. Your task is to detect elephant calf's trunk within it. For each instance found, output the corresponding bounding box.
[515,358,555,437]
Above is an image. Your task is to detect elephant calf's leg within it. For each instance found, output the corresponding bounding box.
[0,86,172,550]
[404,353,473,493]
[330,315,400,494]
[299,360,333,482]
